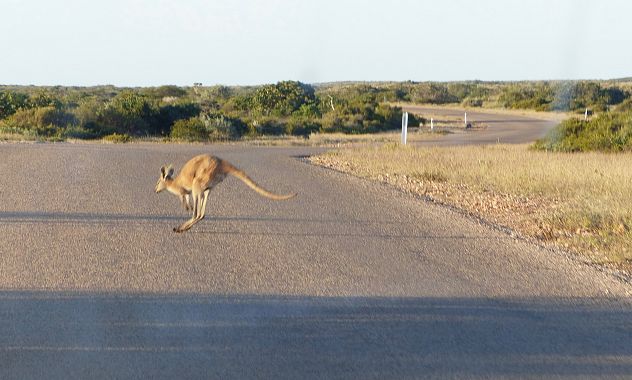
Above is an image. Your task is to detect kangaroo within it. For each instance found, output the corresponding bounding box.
[155,154,296,233]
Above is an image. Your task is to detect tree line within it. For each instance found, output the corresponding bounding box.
[1,80,629,141]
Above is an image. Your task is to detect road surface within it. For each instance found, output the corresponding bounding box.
[401,105,559,146]
[0,117,631,379]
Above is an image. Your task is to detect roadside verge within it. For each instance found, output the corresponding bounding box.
[309,143,632,278]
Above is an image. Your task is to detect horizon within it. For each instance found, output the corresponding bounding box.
[2,77,632,89]
[2,0,632,87]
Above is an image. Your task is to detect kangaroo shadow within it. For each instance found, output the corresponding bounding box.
[0,211,507,240]
[0,211,400,226]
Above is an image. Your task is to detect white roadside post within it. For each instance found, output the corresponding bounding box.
[464,112,467,126]
[401,112,408,145]
[585,108,588,121]
[430,118,434,131]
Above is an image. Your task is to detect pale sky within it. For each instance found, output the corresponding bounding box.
[1,0,631,86]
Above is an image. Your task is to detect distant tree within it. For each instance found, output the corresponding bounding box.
[0,91,30,119]
[97,91,158,135]
[170,117,208,141]
[73,96,103,131]
[409,83,459,104]
[252,81,316,116]
[29,91,63,109]
[143,85,187,99]
[156,102,201,135]
[5,106,76,136]
[207,85,231,100]
[551,82,625,112]
[499,84,553,111]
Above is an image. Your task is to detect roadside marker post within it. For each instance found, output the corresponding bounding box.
[585,108,588,121]
[401,112,409,145]
[431,118,434,131]
[464,112,467,126]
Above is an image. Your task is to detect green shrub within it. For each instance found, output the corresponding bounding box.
[533,110,632,152]
[617,98,632,112]
[103,133,131,143]
[4,106,76,136]
[251,81,317,117]
[203,113,247,139]
[61,125,100,139]
[142,85,187,99]
[96,91,158,135]
[551,82,626,112]
[0,91,30,119]
[409,83,459,104]
[170,114,248,141]
[249,118,285,136]
[156,102,201,135]
[462,97,484,107]
[170,117,208,141]
[285,116,321,136]
[499,84,553,111]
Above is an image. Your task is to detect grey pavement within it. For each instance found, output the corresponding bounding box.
[0,130,631,378]
[401,105,558,145]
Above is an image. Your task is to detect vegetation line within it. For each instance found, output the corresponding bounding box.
[1,79,630,144]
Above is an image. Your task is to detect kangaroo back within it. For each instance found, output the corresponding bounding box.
[221,161,296,201]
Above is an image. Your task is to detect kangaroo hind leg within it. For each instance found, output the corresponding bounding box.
[174,189,201,233]
[174,186,209,233]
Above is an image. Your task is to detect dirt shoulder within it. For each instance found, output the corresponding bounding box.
[309,144,632,278]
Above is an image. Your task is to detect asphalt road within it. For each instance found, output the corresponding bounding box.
[1,126,631,378]
[401,105,559,145]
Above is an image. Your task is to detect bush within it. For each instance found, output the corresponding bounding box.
[142,85,187,99]
[462,97,484,107]
[285,116,321,136]
[251,81,317,116]
[0,91,30,119]
[170,114,248,141]
[74,97,102,126]
[61,125,100,139]
[96,91,158,135]
[156,102,201,135]
[102,133,131,143]
[533,110,632,152]
[617,98,632,112]
[170,117,208,141]
[409,83,459,104]
[499,84,553,111]
[551,82,626,112]
[248,118,285,136]
[5,106,76,136]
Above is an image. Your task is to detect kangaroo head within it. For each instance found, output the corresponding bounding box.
[155,165,174,193]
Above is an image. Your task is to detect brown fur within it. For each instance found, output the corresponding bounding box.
[156,154,296,233]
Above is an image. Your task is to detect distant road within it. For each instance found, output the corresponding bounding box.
[401,105,559,145]
[1,142,630,379]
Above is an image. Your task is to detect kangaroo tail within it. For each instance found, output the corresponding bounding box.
[224,162,296,201]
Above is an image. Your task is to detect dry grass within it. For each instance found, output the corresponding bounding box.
[311,144,632,266]
[229,131,443,147]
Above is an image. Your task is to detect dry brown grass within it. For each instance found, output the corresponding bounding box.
[311,144,632,267]
[230,131,442,147]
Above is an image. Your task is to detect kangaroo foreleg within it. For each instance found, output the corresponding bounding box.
[174,193,200,233]
[180,194,192,211]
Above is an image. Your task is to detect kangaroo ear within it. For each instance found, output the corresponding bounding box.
[160,166,167,178]
[166,165,174,178]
